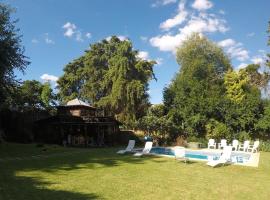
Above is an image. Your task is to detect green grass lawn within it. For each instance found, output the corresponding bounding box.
[0,143,270,200]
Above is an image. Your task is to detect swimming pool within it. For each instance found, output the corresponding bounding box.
[149,147,251,164]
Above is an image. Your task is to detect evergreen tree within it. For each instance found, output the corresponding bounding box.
[164,33,231,138]
[58,36,156,126]
[0,3,29,108]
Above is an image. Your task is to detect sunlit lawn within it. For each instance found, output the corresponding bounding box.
[0,143,270,200]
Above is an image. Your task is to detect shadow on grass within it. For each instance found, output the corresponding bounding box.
[0,145,166,200]
[0,175,100,200]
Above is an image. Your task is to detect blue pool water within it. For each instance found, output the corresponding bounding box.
[150,147,251,164]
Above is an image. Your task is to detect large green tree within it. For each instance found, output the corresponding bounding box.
[58,36,156,126]
[267,21,270,68]
[0,4,29,108]
[12,80,56,111]
[164,34,232,138]
[137,104,176,145]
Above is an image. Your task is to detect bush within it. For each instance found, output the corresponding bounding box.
[114,130,143,146]
[238,131,251,142]
[206,119,231,140]
[259,140,270,152]
[187,136,208,147]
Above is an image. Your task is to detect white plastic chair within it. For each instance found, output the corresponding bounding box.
[207,146,232,167]
[208,139,216,149]
[247,141,259,153]
[117,140,135,154]
[218,139,227,149]
[134,141,153,157]
[232,139,239,151]
[238,140,250,152]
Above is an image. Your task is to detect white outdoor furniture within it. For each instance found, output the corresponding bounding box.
[208,139,216,149]
[207,146,232,167]
[134,141,153,157]
[232,139,239,151]
[218,139,227,149]
[238,140,250,152]
[117,140,135,154]
[174,146,188,163]
[247,141,260,153]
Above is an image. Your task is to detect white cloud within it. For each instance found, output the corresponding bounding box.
[192,0,213,11]
[151,0,177,7]
[118,35,128,41]
[62,22,76,37]
[75,31,83,42]
[150,0,230,54]
[44,33,55,44]
[160,0,188,31]
[218,38,249,61]
[251,56,264,64]
[162,0,177,5]
[258,49,266,54]
[151,12,228,53]
[156,57,163,65]
[40,74,59,82]
[31,38,38,44]
[180,14,228,35]
[106,35,128,41]
[227,46,249,61]
[236,63,248,70]
[219,9,225,15]
[85,32,92,39]
[140,36,148,42]
[150,33,185,53]
[137,51,150,60]
[217,39,236,48]
[62,22,92,42]
[247,32,255,37]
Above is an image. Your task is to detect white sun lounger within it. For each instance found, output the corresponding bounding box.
[174,146,188,163]
[218,139,227,149]
[207,146,232,167]
[247,141,259,153]
[208,139,216,149]
[117,140,135,154]
[238,140,250,152]
[232,139,239,151]
[134,141,153,157]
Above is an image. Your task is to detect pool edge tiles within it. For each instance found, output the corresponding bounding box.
[149,147,260,167]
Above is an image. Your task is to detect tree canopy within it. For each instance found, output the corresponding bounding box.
[164,34,231,138]
[13,80,56,111]
[0,3,29,108]
[162,33,268,141]
[58,36,156,126]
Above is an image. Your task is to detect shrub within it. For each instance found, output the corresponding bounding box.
[238,131,251,142]
[206,119,231,140]
[259,140,270,152]
[187,136,208,147]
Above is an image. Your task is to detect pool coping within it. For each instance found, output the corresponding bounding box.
[133,146,260,167]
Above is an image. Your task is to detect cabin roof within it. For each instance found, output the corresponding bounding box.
[67,98,90,106]
[58,98,96,109]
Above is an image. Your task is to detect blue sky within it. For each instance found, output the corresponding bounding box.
[3,0,270,104]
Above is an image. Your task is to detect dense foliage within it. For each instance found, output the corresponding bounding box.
[0,4,29,109]
[163,34,231,139]
[160,33,270,142]
[58,36,156,126]
[18,80,56,111]
[137,104,176,145]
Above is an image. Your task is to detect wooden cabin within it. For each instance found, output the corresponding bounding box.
[35,98,121,146]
